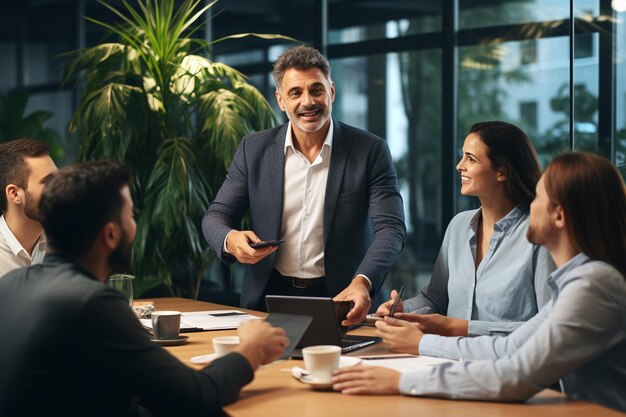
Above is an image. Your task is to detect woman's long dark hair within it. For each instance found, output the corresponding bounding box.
[544,152,626,278]
[469,121,542,209]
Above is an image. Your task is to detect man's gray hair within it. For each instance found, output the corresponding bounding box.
[272,45,331,89]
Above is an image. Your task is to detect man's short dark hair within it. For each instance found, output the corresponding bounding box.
[0,139,49,213]
[39,160,131,259]
[272,45,331,89]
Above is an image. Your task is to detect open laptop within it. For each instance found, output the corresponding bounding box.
[265,295,381,358]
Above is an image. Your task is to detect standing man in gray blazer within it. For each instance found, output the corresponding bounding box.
[202,45,406,325]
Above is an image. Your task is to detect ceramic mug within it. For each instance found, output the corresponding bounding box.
[151,311,181,340]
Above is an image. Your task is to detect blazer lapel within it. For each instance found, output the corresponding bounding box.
[324,120,349,246]
[269,124,288,239]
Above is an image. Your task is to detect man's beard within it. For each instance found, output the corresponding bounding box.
[109,227,133,273]
[23,190,40,221]
[526,222,551,246]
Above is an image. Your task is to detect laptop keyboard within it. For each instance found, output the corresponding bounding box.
[340,338,378,353]
[340,339,364,348]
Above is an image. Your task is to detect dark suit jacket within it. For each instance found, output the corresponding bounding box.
[202,120,406,309]
[0,255,254,417]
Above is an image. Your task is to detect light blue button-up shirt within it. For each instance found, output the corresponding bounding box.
[403,206,555,336]
[403,254,626,412]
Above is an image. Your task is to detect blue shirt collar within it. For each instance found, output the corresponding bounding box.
[469,205,527,234]
[548,252,590,288]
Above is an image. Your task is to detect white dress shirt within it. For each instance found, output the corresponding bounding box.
[274,121,333,278]
[0,215,46,278]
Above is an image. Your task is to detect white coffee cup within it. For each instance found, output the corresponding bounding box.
[151,311,181,340]
[212,336,240,357]
[302,345,341,383]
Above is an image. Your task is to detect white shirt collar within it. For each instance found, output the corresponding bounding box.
[284,118,334,155]
[0,215,46,257]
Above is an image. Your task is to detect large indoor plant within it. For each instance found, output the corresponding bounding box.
[66,0,285,297]
[0,90,65,162]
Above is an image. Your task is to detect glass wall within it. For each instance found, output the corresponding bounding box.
[331,51,442,293]
[2,0,625,298]
[210,0,626,297]
[616,3,626,177]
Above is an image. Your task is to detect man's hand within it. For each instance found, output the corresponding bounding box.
[375,289,404,317]
[374,316,423,355]
[332,365,401,395]
[393,313,468,336]
[333,275,371,326]
[236,320,288,370]
[226,230,278,264]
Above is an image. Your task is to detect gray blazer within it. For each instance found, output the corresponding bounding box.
[202,120,406,309]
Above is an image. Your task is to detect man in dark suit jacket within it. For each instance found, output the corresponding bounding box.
[202,45,406,325]
[0,161,288,417]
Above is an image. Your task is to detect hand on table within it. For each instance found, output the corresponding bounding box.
[236,320,288,370]
[226,230,278,264]
[375,289,404,316]
[394,313,468,337]
[333,275,371,326]
[374,316,423,355]
[332,365,401,395]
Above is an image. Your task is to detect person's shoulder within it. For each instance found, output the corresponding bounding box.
[578,261,625,286]
[565,260,626,300]
[448,209,478,228]
[243,124,286,142]
[0,262,109,316]
[336,121,384,145]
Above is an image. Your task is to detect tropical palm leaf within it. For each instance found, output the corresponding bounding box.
[71,82,147,161]
[197,89,255,169]
[69,0,283,297]
[133,137,210,294]
[233,81,278,131]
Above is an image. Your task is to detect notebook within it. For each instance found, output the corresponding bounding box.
[265,295,380,358]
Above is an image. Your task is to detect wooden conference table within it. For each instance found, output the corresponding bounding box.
[138,297,622,417]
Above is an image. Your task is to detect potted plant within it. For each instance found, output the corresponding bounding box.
[0,90,65,162]
[66,0,288,297]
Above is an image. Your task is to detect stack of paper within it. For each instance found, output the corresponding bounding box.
[360,355,456,373]
[140,310,261,331]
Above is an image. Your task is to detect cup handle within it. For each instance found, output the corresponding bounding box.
[152,316,160,339]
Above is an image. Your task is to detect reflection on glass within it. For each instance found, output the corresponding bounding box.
[109,274,134,307]
[458,36,574,181]
[459,0,597,29]
[614,7,626,178]
[331,50,442,296]
[328,1,441,44]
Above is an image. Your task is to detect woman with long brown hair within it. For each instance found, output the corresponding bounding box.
[377,121,555,336]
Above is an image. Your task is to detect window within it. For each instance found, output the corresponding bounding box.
[520,101,538,131]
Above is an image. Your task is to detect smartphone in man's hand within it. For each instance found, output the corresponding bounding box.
[249,239,285,249]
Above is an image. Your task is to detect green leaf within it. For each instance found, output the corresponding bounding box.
[68,0,285,298]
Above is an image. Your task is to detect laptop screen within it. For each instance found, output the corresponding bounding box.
[265,296,349,348]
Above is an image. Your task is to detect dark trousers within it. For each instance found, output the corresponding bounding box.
[254,269,330,312]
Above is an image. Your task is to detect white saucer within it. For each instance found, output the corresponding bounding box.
[150,335,189,346]
[292,356,362,390]
[339,356,362,367]
[191,353,218,364]
[298,375,334,390]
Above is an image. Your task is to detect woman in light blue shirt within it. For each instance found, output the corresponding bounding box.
[378,121,555,336]
[334,152,626,412]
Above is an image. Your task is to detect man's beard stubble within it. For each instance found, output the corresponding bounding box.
[109,228,133,274]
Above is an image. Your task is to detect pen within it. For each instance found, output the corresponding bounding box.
[359,355,414,360]
[388,286,405,317]
[180,327,205,333]
[409,306,432,315]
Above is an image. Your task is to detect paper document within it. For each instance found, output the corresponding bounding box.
[362,355,456,373]
[140,310,261,331]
